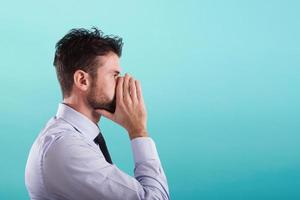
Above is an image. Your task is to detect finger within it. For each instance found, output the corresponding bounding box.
[130,77,137,102]
[135,80,144,102]
[123,73,132,103]
[116,77,124,103]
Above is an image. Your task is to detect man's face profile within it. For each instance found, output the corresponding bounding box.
[86,52,121,114]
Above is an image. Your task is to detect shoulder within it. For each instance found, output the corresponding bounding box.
[37,117,91,160]
[41,120,106,182]
[41,117,99,159]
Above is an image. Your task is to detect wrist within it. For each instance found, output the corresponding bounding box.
[128,129,148,140]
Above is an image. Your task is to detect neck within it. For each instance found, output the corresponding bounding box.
[63,95,101,124]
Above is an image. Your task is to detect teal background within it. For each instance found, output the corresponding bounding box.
[0,0,299,199]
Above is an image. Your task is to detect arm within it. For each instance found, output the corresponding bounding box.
[95,73,169,199]
[43,134,169,200]
[131,137,169,199]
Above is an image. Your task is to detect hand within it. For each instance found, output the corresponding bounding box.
[95,73,148,140]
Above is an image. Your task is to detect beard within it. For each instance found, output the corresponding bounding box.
[87,81,116,114]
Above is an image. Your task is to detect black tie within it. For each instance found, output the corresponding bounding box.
[93,131,113,164]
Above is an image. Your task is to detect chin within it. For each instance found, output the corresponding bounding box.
[92,100,116,114]
[104,103,116,113]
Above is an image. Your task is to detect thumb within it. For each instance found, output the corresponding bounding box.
[95,109,114,120]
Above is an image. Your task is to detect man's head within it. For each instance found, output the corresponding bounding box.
[53,27,123,113]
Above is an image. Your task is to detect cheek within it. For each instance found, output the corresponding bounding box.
[103,78,117,97]
[111,80,117,96]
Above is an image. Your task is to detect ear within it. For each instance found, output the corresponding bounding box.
[73,70,91,92]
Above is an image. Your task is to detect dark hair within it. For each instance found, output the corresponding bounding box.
[53,27,123,98]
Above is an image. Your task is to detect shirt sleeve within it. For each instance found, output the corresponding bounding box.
[43,134,170,200]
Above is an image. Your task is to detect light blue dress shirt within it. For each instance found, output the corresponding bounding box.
[25,103,169,200]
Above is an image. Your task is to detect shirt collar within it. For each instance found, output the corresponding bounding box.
[56,102,100,141]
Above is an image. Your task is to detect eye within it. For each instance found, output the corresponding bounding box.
[114,74,119,79]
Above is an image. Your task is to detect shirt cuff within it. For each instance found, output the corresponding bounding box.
[131,137,159,164]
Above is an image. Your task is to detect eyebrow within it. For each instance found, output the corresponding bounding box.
[112,70,121,75]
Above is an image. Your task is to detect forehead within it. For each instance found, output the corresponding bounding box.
[95,52,121,72]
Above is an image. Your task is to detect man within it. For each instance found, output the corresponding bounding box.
[25,27,169,200]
